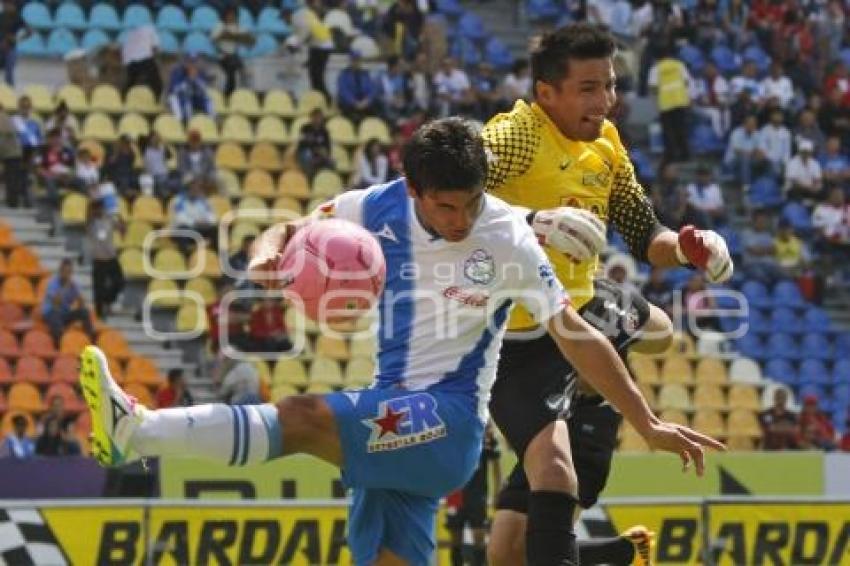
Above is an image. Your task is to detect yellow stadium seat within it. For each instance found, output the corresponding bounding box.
[146,278,182,308]
[237,196,271,225]
[618,425,648,452]
[55,84,88,113]
[117,112,150,138]
[154,114,186,143]
[184,277,217,305]
[306,383,334,394]
[215,143,247,171]
[24,84,53,113]
[271,384,299,401]
[249,142,283,172]
[312,169,343,198]
[358,117,391,144]
[153,248,189,278]
[727,409,761,438]
[637,381,656,405]
[81,112,117,142]
[217,169,241,197]
[658,409,689,426]
[327,116,357,146]
[188,247,222,279]
[726,435,757,451]
[60,193,89,226]
[126,85,160,114]
[297,90,329,116]
[729,357,763,384]
[657,383,692,411]
[206,88,226,115]
[125,356,164,386]
[316,335,350,361]
[345,358,375,386]
[332,144,352,174]
[117,197,130,222]
[131,196,165,225]
[692,410,726,438]
[628,353,660,384]
[256,116,290,145]
[660,356,693,384]
[309,357,343,386]
[278,169,310,199]
[78,139,105,165]
[243,169,276,199]
[273,358,308,387]
[221,114,254,144]
[271,196,304,219]
[229,88,262,117]
[120,220,154,249]
[0,83,17,109]
[668,332,696,357]
[263,89,296,118]
[8,382,44,413]
[175,302,208,334]
[90,84,123,113]
[208,194,232,221]
[119,248,147,279]
[728,384,761,411]
[695,358,728,384]
[305,197,328,216]
[693,384,726,410]
[349,335,377,358]
[229,222,261,251]
[187,115,219,143]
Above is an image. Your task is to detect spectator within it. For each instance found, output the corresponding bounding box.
[820,136,850,188]
[171,177,217,251]
[90,178,120,218]
[693,62,730,138]
[686,164,726,227]
[648,44,692,163]
[757,109,792,175]
[760,388,800,450]
[35,417,81,457]
[104,134,139,199]
[249,297,292,353]
[376,55,410,122]
[759,61,794,109]
[297,108,334,177]
[653,162,709,229]
[642,267,674,316]
[742,210,784,284]
[39,395,65,432]
[819,88,850,146]
[502,59,532,103]
[794,110,825,156]
[87,199,125,319]
[354,138,390,189]
[774,218,810,277]
[156,369,195,409]
[207,282,252,353]
[729,88,760,130]
[0,0,31,86]
[142,131,180,198]
[227,234,256,285]
[730,60,761,100]
[382,0,424,60]
[336,50,377,122]
[722,0,750,46]
[217,357,262,405]
[812,187,850,252]
[179,130,218,194]
[408,51,433,113]
[0,415,34,459]
[0,102,25,208]
[799,395,837,451]
[213,7,252,97]
[691,0,723,48]
[122,24,163,99]
[785,139,824,203]
[823,61,850,107]
[433,57,475,118]
[42,259,96,344]
[683,273,720,332]
[38,128,76,208]
[724,115,766,188]
[75,148,100,194]
[282,0,334,99]
[12,95,43,199]
[168,55,214,124]
[471,62,503,120]
[44,101,79,149]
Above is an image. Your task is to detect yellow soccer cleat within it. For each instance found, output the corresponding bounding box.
[621,524,654,566]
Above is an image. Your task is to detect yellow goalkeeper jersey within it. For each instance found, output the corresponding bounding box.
[483,100,663,330]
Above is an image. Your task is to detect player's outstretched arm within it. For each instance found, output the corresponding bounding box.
[546,308,726,475]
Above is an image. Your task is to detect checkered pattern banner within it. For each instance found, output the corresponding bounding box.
[0,508,67,566]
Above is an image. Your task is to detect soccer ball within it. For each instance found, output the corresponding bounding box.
[277,219,386,323]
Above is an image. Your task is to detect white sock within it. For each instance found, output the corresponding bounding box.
[130,404,283,466]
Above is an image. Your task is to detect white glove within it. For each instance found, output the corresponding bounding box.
[675,225,734,283]
[531,207,607,262]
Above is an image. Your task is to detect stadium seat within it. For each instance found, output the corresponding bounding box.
[696,331,727,356]
[45,28,78,56]
[763,358,797,386]
[96,330,131,360]
[130,196,164,226]
[692,410,725,438]
[45,382,85,414]
[327,116,357,146]
[8,247,46,278]
[187,248,222,279]
[146,278,181,309]
[695,358,728,384]
[741,280,771,309]
[358,117,391,145]
[271,197,304,219]
[118,248,147,279]
[203,88,226,115]
[124,382,155,409]
[184,277,217,306]
[278,169,311,199]
[766,333,801,361]
[243,169,277,199]
[728,384,761,411]
[14,355,49,385]
[50,355,78,385]
[228,222,261,251]
[781,202,813,234]
[772,280,805,308]
[246,32,277,58]
[834,359,850,384]
[0,357,12,385]
[677,43,705,73]
[733,333,765,360]
[183,31,217,57]
[309,357,343,387]
[799,359,831,386]
[748,175,783,208]
[435,0,465,17]
[306,383,334,394]
[0,221,18,249]
[153,114,186,143]
[618,424,648,452]
[0,329,19,359]
[450,36,483,67]
[187,114,220,143]
[117,112,150,138]
[485,37,513,70]
[804,307,832,333]
[152,248,188,278]
[56,84,89,113]
[247,143,282,172]
[88,3,121,30]
[257,7,290,35]
[710,44,740,74]
[693,384,726,410]
[801,333,833,361]
[123,4,154,28]
[22,2,52,30]
[312,169,344,198]
[658,409,689,426]
[316,336,350,361]
[770,307,799,333]
[656,383,691,410]
[1,276,37,307]
[90,84,124,114]
[176,298,209,335]
[81,112,117,142]
[125,356,163,386]
[59,329,91,357]
[255,116,290,145]
[660,356,693,384]
[457,12,486,41]
[0,303,26,331]
[125,85,160,115]
[190,5,220,31]
[215,143,248,171]
[218,115,252,146]
[273,359,309,388]
[228,89,262,117]
[729,357,762,385]
[120,220,154,250]
[24,84,53,113]
[8,382,44,413]
[156,5,189,32]
[261,90,296,119]
[237,196,272,225]
[296,90,329,116]
[727,409,761,438]
[743,44,771,72]
[332,144,352,175]
[345,358,375,386]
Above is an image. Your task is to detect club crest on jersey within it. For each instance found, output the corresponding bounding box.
[538,263,557,288]
[464,249,495,285]
[363,393,447,452]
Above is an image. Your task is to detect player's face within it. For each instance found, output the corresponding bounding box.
[537,57,617,142]
[410,187,485,242]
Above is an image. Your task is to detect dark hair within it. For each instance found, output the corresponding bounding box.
[402,117,487,195]
[60,258,73,269]
[11,414,26,428]
[531,24,615,93]
[167,368,184,384]
[511,59,529,75]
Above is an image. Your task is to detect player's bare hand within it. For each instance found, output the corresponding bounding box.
[642,421,726,476]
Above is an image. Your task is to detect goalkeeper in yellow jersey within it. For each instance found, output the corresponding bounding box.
[483,24,734,566]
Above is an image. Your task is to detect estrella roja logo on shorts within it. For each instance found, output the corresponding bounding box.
[363,393,447,453]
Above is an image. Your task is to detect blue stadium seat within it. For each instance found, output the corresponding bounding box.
[743,44,771,73]
[629,147,656,184]
[89,3,121,31]
[190,6,220,32]
[123,4,153,29]
[770,307,799,332]
[245,33,277,58]
[450,37,482,66]
[748,309,771,334]
[772,280,805,308]
[802,333,833,361]
[435,0,465,18]
[664,267,694,290]
[607,230,628,253]
[82,28,111,52]
[841,48,850,70]
[56,2,88,31]
[734,333,765,361]
[716,226,742,256]
[742,280,771,308]
[766,333,801,361]
[158,30,180,54]
[257,7,290,35]
[457,13,486,42]
[183,32,217,57]
[527,0,560,21]
[690,123,724,155]
[46,28,79,56]
[156,5,190,32]
[804,307,831,332]
[834,383,850,403]
[238,7,256,31]
[799,359,831,385]
[17,32,46,56]
[748,175,783,208]
[835,332,850,354]
[485,37,513,70]
[711,44,740,74]
[781,201,813,234]
[798,384,827,403]
[678,44,705,74]
[22,2,52,31]
[764,359,797,385]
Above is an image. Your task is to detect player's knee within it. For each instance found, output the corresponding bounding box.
[276,395,333,443]
[527,457,578,494]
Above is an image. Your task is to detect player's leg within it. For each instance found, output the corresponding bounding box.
[488,463,529,566]
[466,490,489,566]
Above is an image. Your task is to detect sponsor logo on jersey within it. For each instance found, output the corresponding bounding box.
[363,393,447,452]
[538,263,557,288]
[582,171,611,187]
[464,249,495,285]
[443,286,490,307]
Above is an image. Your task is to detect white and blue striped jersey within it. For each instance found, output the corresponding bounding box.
[321,179,569,419]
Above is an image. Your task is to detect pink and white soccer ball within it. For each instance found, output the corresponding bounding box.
[277,219,386,323]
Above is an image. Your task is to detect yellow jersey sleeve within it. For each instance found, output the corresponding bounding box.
[608,152,666,262]
[482,106,540,193]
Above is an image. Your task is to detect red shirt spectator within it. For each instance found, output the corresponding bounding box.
[156,369,194,408]
[799,395,837,450]
[250,298,287,340]
[207,286,251,353]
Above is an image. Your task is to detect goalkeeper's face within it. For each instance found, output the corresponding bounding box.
[537,57,617,142]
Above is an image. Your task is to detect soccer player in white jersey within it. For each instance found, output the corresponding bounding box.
[79,118,722,566]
